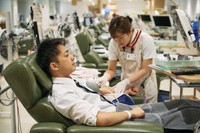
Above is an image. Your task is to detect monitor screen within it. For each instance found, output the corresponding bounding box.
[152,15,172,27]
[84,17,92,26]
[171,9,195,44]
[138,14,151,22]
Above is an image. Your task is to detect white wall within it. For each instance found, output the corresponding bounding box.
[167,0,200,20]
[0,0,12,12]
[2,0,200,25]
[113,0,147,16]
[0,0,17,29]
[17,0,33,21]
[59,0,89,22]
[58,0,148,21]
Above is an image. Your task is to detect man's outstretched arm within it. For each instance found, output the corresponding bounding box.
[96,107,145,126]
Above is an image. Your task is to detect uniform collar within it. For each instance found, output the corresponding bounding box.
[126,29,141,48]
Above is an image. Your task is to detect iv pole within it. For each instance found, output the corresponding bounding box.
[5,12,16,133]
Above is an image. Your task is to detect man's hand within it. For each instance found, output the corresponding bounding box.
[114,78,130,93]
[130,107,145,119]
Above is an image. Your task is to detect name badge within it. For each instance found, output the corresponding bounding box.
[126,53,137,60]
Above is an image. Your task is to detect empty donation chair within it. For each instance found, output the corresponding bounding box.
[75,31,108,70]
[18,37,34,56]
[89,24,110,47]
[3,53,163,133]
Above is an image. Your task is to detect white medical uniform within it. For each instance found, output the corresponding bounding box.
[108,29,158,103]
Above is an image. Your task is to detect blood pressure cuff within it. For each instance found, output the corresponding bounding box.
[113,94,135,106]
[192,20,199,42]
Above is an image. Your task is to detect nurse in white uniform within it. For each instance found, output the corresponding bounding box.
[97,16,158,103]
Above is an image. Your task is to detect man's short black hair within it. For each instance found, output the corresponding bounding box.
[36,38,66,77]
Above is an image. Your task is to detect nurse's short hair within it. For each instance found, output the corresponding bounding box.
[109,16,131,38]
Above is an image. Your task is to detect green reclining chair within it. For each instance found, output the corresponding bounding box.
[18,37,34,56]
[75,31,108,70]
[89,24,102,36]
[3,53,163,133]
[89,24,110,48]
[89,23,108,36]
[95,36,109,48]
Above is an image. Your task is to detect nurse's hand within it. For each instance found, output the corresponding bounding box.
[114,78,130,93]
[125,86,139,96]
[96,76,109,86]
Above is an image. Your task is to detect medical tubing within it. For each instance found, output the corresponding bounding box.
[100,88,120,103]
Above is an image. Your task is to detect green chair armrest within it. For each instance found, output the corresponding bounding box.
[95,37,109,47]
[97,63,108,69]
[68,121,163,133]
[101,55,108,61]
[30,121,163,133]
[80,63,97,68]
[30,122,67,133]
